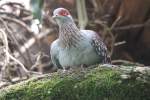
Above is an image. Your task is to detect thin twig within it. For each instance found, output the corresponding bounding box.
[113,18,150,31]
[108,16,122,55]
[92,0,104,13]
[0,29,9,64]
[1,16,33,33]
[0,2,24,8]
[0,29,9,77]
[114,24,145,31]
[0,29,30,80]
[114,41,126,46]
[0,30,10,81]
[4,49,29,73]
[111,16,122,30]
[0,12,19,18]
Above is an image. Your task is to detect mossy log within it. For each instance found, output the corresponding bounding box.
[0,65,150,100]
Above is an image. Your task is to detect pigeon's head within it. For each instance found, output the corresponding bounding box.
[52,8,73,25]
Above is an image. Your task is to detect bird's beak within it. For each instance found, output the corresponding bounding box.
[52,15,56,19]
[52,15,58,20]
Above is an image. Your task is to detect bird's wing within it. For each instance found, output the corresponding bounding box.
[91,31,111,64]
[50,40,63,69]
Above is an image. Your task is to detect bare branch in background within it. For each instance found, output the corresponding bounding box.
[114,41,126,46]
[14,29,53,57]
[0,2,24,8]
[0,29,9,80]
[0,17,31,66]
[1,16,33,33]
[0,29,30,81]
[92,0,104,13]
[111,16,122,30]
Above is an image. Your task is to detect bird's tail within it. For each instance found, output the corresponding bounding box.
[103,55,111,64]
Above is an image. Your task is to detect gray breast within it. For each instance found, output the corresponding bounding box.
[58,38,100,67]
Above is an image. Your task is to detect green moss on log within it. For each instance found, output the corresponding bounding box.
[0,66,150,100]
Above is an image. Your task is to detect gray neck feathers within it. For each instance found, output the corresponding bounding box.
[59,22,83,48]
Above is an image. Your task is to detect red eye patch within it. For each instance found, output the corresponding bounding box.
[58,9,70,16]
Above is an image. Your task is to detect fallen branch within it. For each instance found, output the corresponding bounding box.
[112,59,145,66]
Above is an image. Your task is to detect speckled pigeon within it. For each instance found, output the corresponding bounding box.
[50,8,111,69]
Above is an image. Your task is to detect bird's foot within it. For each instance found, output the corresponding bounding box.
[80,64,87,72]
[62,69,67,73]
[101,64,114,68]
[57,67,70,74]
